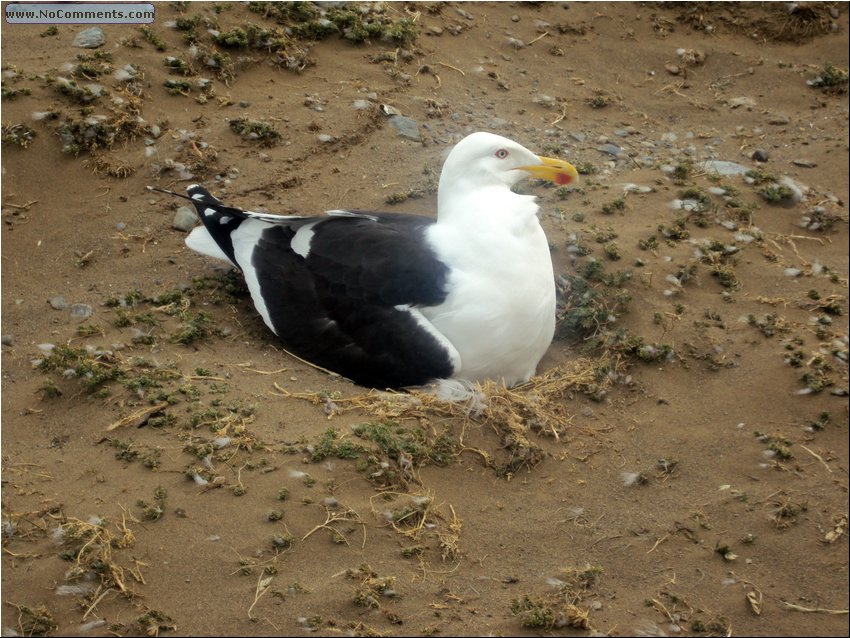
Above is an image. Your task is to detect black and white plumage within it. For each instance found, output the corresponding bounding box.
[178,132,578,389]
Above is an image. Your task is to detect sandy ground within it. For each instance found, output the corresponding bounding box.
[1,2,848,636]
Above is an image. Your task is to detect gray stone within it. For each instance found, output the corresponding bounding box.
[728,96,756,110]
[49,296,67,310]
[387,115,421,141]
[792,159,817,168]
[74,27,104,49]
[70,304,93,320]
[700,160,750,176]
[2,335,13,346]
[751,149,769,162]
[598,143,623,157]
[172,206,197,232]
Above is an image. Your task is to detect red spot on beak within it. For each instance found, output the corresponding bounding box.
[555,172,572,186]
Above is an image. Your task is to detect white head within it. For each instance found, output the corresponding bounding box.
[437,132,578,213]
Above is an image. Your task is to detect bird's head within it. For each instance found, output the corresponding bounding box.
[440,132,579,192]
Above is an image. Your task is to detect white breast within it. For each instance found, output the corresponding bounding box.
[423,211,556,386]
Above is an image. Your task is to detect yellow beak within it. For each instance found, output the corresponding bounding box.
[518,156,579,186]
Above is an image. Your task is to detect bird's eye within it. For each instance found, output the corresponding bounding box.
[495,148,509,159]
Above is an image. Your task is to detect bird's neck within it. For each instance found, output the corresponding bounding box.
[437,184,540,232]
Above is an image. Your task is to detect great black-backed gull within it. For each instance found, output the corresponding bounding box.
[157,132,578,389]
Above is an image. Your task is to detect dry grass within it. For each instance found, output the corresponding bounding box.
[275,354,620,478]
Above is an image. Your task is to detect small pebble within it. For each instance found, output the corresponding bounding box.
[751,149,769,162]
[387,115,421,141]
[700,160,749,176]
[598,143,622,157]
[792,159,817,168]
[70,304,93,320]
[73,26,104,49]
[1,335,13,346]
[728,96,756,109]
[38,343,56,355]
[48,296,67,310]
[172,206,197,232]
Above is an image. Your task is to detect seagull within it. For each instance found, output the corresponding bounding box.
[155,132,577,390]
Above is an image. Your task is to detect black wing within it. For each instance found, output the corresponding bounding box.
[186,186,457,388]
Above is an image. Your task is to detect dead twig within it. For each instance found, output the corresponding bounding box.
[799,444,832,473]
[106,402,168,431]
[781,601,848,614]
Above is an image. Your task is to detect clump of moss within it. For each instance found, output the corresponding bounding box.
[658,219,690,241]
[747,313,791,337]
[609,332,674,363]
[139,25,167,51]
[509,565,601,630]
[249,1,419,45]
[807,61,848,95]
[135,610,176,637]
[586,94,610,108]
[352,420,455,486]
[171,311,213,345]
[327,6,419,45]
[111,438,162,469]
[6,603,57,636]
[576,161,597,175]
[163,78,193,95]
[308,427,362,462]
[192,44,235,83]
[758,183,796,205]
[212,23,290,52]
[38,345,122,393]
[53,76,105,103]
[271,531,294,549]
[164,55,193,76]
[348,564,397,609]
[556,259,632,340]
[56,92,147,155]
[1,123,36,148]
[671,161,693,185]
[809,411,831,431]
[137,486,168,520]
[638,235,658,250]
[511,596,555,628]
[1,83,31,100]
[213,27,250,48]
[601,197,626,215]
[72,52,114,79]
[230,117,282,145]
[384,189,425,205]
[604,242,621,260]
